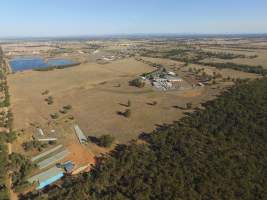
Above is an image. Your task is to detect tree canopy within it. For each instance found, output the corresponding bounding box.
[24,78,267,200]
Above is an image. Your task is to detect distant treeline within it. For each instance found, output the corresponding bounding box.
[33,62,81,72]
[142,48,266,75]
[22,77,267,200]
[198,61,267,75]
[144,48,252,62]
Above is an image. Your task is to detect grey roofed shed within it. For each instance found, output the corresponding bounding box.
[74,125,88,144]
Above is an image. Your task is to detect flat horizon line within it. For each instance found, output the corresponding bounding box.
[1,33,267,40]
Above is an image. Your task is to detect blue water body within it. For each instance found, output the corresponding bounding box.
[47,59,75,67]
[10,57,75,72]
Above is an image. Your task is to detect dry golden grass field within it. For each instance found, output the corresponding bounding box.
[8,58,218,145]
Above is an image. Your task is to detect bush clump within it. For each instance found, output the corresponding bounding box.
[59,109,68,114]
[129,78,145,88]
[50,113,59,119]
[97,135,115,148]
[63,105,72,110]
[9,153,36,191]
[22,140,47,152]
[41,90,49,95]
[4,131,17,143]
[124,109,131,118]
[186,103,193,109]
[45,96,54,105]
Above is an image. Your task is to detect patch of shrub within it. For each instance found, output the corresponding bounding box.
[45,96,54,105]
[22,140,48,152]
[41,90,49,95]
[59,109,68,114]
[124,109,131,118]
[68,115,74,120]
[97,135,115,148]
[9,153,36,190]
[4,131,17,143]
[186,102,193,109]
[50,113,59,119]
[63,105,72,110]
[129,78,145,88]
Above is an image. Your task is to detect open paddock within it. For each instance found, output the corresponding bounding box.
[8,58,215,144]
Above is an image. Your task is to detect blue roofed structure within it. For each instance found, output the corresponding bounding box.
[63,161,75,173]
[37,173,64,189]
[28,166,64,190]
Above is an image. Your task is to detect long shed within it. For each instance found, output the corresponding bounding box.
[28,166,64,190]
[74,125,87,144]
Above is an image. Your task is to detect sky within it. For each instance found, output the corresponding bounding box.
[0,0,267,37]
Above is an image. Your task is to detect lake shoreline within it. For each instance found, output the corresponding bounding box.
[9,56,77,72]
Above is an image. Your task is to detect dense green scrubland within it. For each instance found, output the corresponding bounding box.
[0,47,37,198]
[0,47,9,200]
[0,138,9,200]
[22,77,267,200]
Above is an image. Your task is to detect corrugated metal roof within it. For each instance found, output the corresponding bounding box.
[37,173,64,189]
[28,167,64,184]
[63,161,75,173]
[37,149,70,169]
[74,125,87,144]
[31,145,63,162]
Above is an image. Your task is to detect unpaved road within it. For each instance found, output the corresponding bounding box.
[7,143,18,200]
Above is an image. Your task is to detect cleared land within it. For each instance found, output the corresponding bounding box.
[4,37,266,196]
[201,48,267,69]
[8,58,213,144]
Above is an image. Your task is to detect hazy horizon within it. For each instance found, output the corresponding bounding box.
[1,0,267,37]
[1,33,267,40]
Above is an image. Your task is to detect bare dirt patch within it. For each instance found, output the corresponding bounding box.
[64,140,95,168]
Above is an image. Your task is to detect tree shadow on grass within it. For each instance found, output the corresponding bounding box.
[119,103,129,107]
[88,136,99,145]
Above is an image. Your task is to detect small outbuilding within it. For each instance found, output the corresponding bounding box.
[63,161,75,173]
